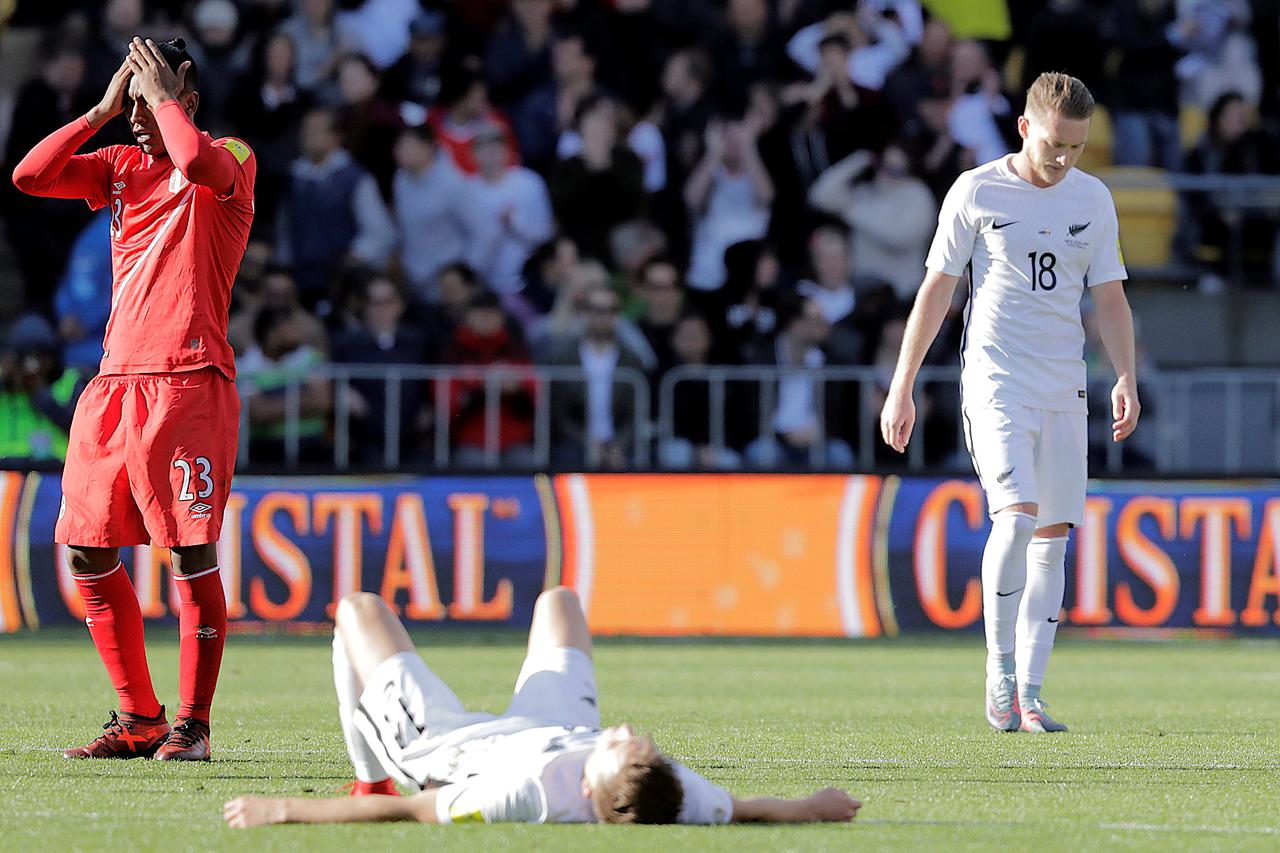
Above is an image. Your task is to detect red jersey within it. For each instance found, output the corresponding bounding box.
[14,105,255,379]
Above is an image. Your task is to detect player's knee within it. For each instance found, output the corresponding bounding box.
[335,591,388,630]
[992,510,1037,547]
[66,546,120,575]
[535,586,581,616]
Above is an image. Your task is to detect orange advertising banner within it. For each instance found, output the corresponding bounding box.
[554,474,888,637]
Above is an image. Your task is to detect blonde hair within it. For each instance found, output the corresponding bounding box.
[1025,72,1094,121]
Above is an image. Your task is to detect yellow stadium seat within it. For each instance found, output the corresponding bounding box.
[1078,104,1112,173]
[1097,166,1176,268]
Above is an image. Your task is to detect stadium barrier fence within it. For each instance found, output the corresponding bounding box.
[246,364,1280,475]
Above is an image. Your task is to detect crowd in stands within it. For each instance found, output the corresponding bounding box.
[1,0,1275,470]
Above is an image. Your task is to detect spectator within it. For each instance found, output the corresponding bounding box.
[550,94,646,264]
[0,314,86,463]
[512,28,599,173]
[53,211,112,373]
[228,265,329,363]
[947,40,1010,165]
[239,305,332,464]
[881,16,954,124]
[1169,0,1261,109]
[381,10,447,112]
[765,28,893,264]
[659,313,743,470]
[1183,91,1280,284]
[635,257,685,375]
[1109,0,1184,169]
[440,291,538,468]
[785,7,912,92]
[685,112,774,304]
[419,261,486,352]
[485,0,555,108]
[718,238,782,363]
[795,224,859,326]
[807,145,937,300]
[428,70,520,175]
[391,124,475,303]
[742,292,856,470]
[331,275,432,464]
[902,93,975,202]
[531,258,654,366]
[3,45,96,311]
[1018,0,1107,95]
[335,52,405,195]
[276,108,396,308]
[608,219,669,316]
[83,0,147,111]
[278,0,357,99]
[185,0,253,135]
[708,0,790,102]
[334,0,419,70]
[228,30,313,228]
[467,122,556,295]
[542,286,648,469]
[655,47,714,255]
[560,95,667,194]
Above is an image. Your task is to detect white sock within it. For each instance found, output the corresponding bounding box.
[333,632,388,783]
[982,512,1037,682]
[1016,535,1068,698]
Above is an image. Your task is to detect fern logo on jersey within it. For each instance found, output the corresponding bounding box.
[1068,221,1091,236]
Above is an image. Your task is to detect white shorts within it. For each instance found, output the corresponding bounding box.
[354,646,600,786]
[962,404,1088,527]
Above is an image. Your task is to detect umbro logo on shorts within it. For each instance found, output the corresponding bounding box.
[195,626,219,639]
[191,502,212,518]
[1069,221,1091,236]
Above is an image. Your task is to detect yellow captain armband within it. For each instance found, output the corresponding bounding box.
[1116,237,1125,266]
[222,138,251,164]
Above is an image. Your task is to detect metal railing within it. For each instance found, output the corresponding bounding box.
[237,364,651,471]
[238,362,1280,475]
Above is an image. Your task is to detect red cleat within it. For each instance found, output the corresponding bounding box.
[154,718,211,761]
[342,778,400,797]
[64,708,171,759]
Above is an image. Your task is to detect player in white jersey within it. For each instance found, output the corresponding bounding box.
[880,73,1140,733]
[224,587,861,828]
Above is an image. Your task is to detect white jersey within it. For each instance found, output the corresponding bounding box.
[427,723,734,825]
[926,156,1127,413]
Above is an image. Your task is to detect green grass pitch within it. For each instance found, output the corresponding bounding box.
[2,630,1278,852]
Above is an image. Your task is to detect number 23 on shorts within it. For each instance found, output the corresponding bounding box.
[173,456,215,502]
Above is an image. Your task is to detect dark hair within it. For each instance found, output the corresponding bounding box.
[157,37,199,93]
[818,31,853,52]
[438,67,484,107]
[1208,91,1247,141]
[466,289,502,312]
[438,261,481,288]
[773,289,814,331]
[573,90,615,130]
[253,305,292,347]
[594,756,683,825]
[401,122,437,145]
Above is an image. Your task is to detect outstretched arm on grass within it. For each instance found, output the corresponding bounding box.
[731,788,862,823]
[223,790,439,829]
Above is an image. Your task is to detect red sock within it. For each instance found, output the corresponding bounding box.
[75,563,162,718]
[174,566,227,724]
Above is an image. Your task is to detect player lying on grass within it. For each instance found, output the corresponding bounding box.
[224,587,861,828]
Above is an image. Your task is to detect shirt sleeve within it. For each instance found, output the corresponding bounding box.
[1085,189,1128,286]
[674,764,733,825]
[925,172,978,276]
[211,137,257,203]
[11,116,115,209]
[433,775,546,824]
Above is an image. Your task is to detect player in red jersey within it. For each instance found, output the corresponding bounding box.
[12,37,255,761]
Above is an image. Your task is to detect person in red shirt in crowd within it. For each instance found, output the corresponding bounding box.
[426,68,519,175]
[440,290,538,468]
[12,36,255,762]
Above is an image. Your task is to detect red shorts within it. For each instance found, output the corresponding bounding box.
[55,368,240,549]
